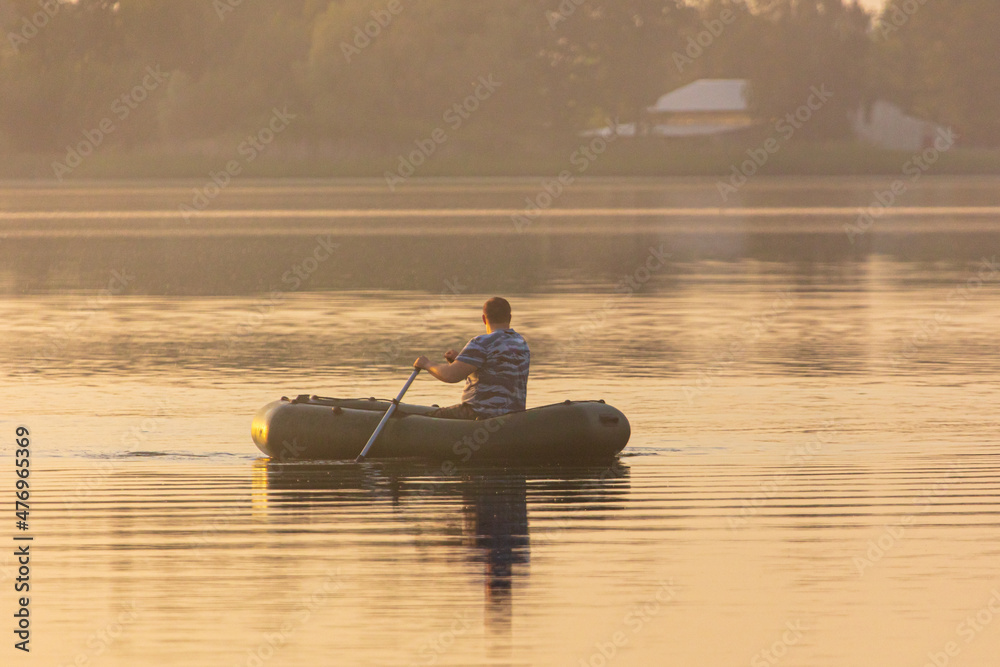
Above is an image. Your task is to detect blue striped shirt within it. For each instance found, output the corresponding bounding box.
[456,329,530,417]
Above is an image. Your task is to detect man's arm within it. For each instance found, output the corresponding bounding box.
[414,354,476,383]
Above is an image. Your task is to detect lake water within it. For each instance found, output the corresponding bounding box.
[2,177,1000,666]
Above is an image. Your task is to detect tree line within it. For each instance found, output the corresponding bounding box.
[0,0,997,159]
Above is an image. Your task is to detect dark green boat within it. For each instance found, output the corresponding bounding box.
[252,395,630,463]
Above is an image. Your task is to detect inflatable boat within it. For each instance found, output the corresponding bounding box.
[251,395,630,463]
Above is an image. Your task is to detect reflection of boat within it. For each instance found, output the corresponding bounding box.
[255,460,631,501]
[252,396,630,462]
[252,459,631,646]
[253,459,630,648]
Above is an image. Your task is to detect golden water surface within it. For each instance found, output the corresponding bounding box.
[2,178,999,666]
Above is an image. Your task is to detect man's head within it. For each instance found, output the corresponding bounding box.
[482,297,511,330]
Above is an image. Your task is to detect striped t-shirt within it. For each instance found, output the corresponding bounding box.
[456,329,530,417]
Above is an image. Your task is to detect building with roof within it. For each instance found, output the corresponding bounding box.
[850,100,949,152]
[581,78,950,149]
[580,78,756,138]
[646,78,756,137]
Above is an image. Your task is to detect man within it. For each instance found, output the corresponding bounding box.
[414,297,530,420]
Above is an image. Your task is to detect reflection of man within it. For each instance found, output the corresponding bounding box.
[462,474,529,640]
[414,297,530,420]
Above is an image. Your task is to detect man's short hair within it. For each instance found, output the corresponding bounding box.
[483,297,511,324]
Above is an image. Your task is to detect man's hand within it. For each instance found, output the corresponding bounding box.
[415,354,476,384]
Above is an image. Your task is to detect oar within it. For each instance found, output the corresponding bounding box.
[355,367,421,462]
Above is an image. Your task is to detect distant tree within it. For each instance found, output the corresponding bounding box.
[740,0,873,140]
[155,2,312,143]
[874,0,1000,146]
[0,0,221,150]
[305,1,552,150]
[537,0,700,134]
[0,0,994,156]
[675,0,764,81]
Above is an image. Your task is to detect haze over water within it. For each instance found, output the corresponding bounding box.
[3,177,1000,666]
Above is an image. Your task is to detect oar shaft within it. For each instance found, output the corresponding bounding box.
[356,368,421,461]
